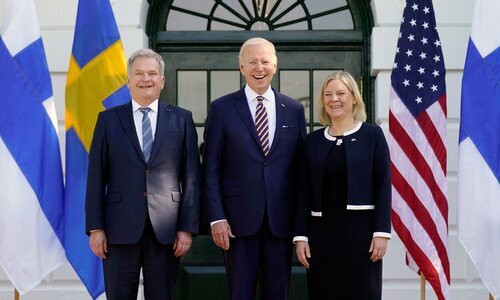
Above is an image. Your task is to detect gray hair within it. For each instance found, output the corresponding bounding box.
[127,48,165,77]
[238,37,277,66]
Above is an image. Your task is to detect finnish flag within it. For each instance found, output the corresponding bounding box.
[0,0,65,294]
[458,0,500,298]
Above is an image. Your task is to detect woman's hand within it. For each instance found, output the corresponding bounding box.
[295,241,311,269]
[369,237,388,262]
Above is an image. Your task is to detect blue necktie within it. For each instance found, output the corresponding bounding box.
[140,107,153,162]
[255,96,269,156]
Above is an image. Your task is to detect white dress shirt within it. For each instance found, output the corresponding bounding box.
[244,84,276,147]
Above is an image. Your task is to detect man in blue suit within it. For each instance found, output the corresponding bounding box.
[85,49,201,300]
[203,38,306,300]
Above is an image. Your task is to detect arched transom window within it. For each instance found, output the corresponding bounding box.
[165,0,354,31]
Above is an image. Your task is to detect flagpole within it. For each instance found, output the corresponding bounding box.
[14,289,19,300]
[420,273,426,300]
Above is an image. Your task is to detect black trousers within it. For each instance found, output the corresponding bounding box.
[103,217,180,300]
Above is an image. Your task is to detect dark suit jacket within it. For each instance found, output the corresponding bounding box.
[295,123,392,237]
[85,101,201,245]
[203,88,306,239]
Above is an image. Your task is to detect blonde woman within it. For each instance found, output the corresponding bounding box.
[294,71,391,299]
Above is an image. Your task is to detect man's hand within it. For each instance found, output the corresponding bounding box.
[211,221,234,250]
[173,231,192,257]
[369,237,388,262]
[89,230,108,259]
[295,241,311,269]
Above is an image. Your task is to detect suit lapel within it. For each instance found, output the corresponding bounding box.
[148,101,169,164]
[269,89,284,156]
[317,133,335,163]
[315,130,335,202]
[118,102,144,161]
[232,89,261,147]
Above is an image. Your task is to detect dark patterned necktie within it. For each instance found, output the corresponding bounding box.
[140,107,153,162]
[255,96,270,156]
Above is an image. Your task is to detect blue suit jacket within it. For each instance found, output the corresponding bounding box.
[85,101,201,245]
[295,123,392,237]
[203,88,306,239]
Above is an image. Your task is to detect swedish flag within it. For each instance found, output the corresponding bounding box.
[64,0,129,298]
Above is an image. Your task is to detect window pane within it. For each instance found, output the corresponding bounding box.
[275,21,308,30]
[211,21,245,31]
[213,5,247,26]
[178,71,207,123]
[272,5,306,28]
[221,0,254,20]
[167,10,207,31]
[172,0,212,14]
[312,10,353,30]
[279,70,309,122]
[271,0,301,19]
[211,71,240,101]
[307,0,348,15]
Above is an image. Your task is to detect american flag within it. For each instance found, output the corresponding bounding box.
[389,1,450,299]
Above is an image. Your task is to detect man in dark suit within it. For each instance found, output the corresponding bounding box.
[203,38,306,300]
[86,49,201,300]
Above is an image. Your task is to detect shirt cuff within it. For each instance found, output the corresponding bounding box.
[210,219,227,227]
[373,232,391,239]
[292,236,309,243]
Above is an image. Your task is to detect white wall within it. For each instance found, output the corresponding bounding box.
[0,0,488,299]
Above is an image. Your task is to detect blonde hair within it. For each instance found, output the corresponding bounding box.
[238,37,277,66]
[317,71,367,125]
